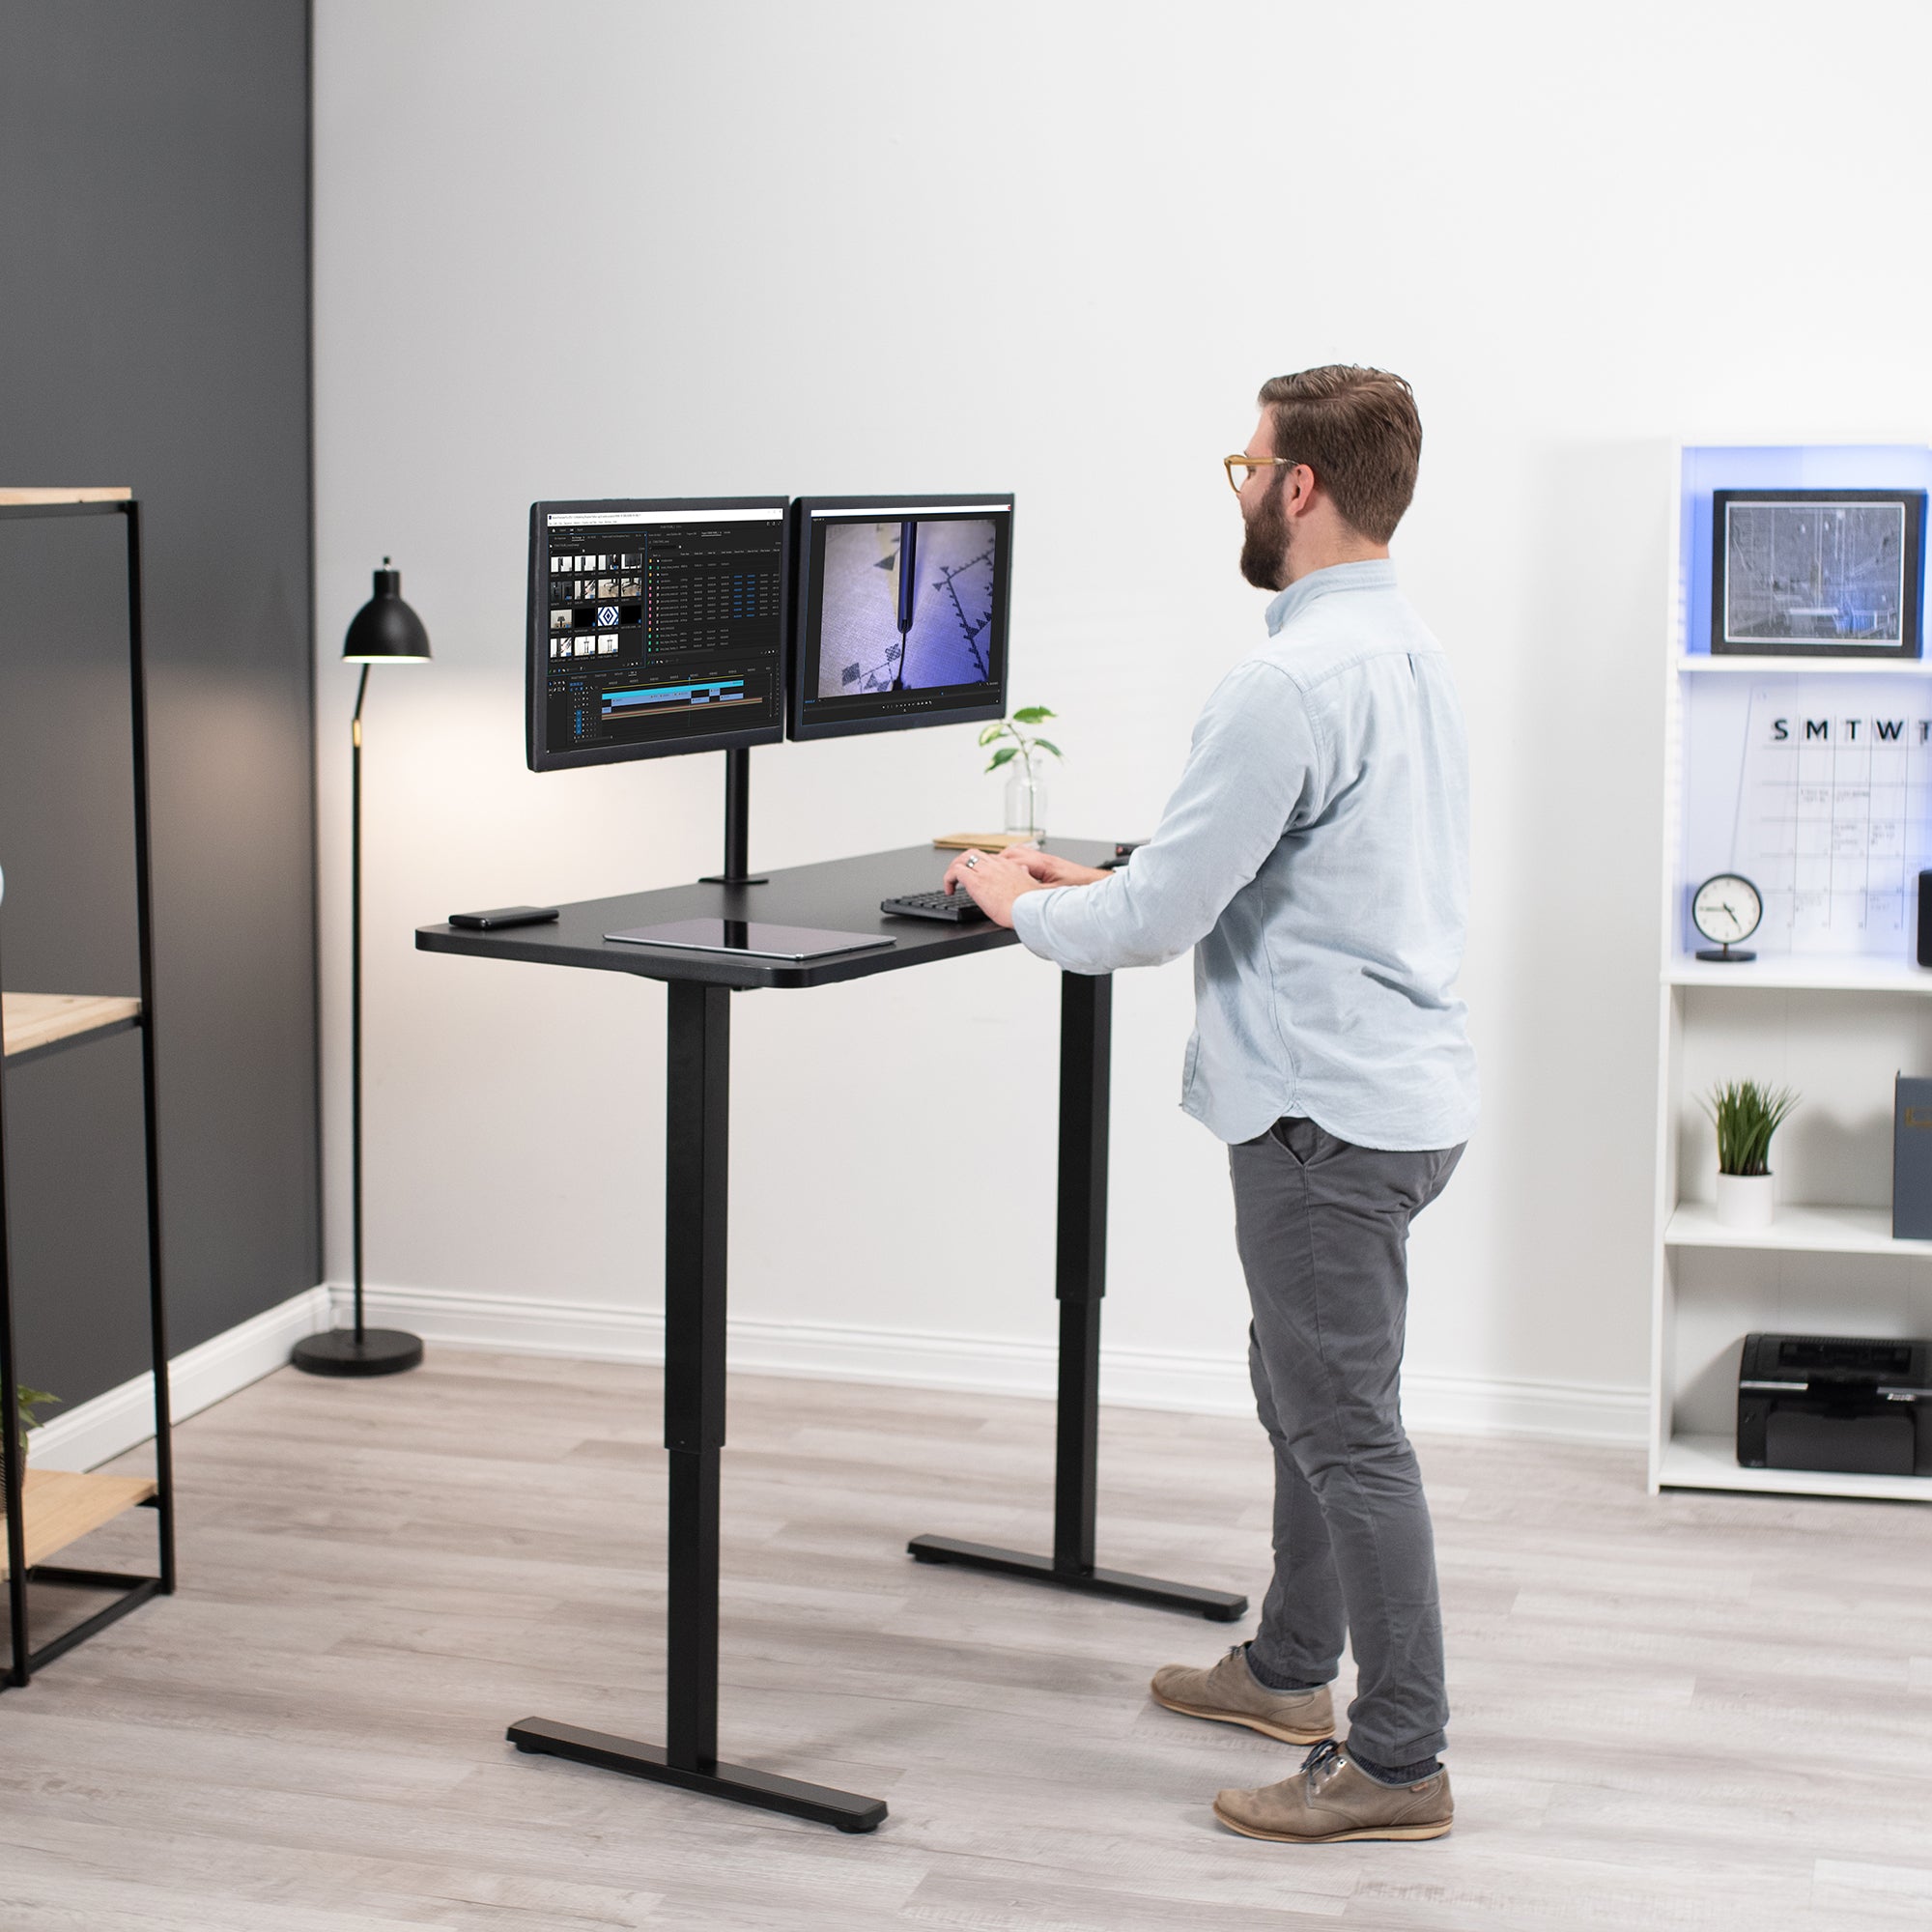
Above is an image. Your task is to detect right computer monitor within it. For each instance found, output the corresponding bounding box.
[788,494,1011,740]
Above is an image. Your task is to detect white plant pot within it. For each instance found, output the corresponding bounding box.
[1715,1172,1775,1231]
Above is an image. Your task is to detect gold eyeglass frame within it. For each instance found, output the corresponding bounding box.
[1224,454,1298,497]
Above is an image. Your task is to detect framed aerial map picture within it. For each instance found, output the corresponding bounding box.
[1712,487,1925,659]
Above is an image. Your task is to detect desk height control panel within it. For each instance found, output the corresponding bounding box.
[528,498,787,770]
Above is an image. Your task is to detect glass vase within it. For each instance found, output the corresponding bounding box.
[1004,770,1047,841]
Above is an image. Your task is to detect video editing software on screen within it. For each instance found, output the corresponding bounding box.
[529,500,786,768]
[791,497,1011,740]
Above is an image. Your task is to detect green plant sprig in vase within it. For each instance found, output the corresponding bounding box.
[980,706,1063,840]
[1702,1079,1797,1232]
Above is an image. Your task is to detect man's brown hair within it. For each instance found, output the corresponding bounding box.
[1257,365,1421,545]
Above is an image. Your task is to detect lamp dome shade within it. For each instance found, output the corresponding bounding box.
[342,562,432,662]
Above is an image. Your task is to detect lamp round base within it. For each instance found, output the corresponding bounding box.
[291,1328,424,1378]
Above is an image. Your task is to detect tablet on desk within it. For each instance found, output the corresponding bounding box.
[603,920,895,962]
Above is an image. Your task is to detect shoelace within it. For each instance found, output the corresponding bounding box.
[1301,1738,1347,1790]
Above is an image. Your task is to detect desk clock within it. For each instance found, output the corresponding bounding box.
[1692,872,1762,962]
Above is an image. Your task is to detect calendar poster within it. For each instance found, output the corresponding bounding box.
[1735,681,1932,954]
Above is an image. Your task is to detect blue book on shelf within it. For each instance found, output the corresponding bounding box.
[1893,1075,1932,1239]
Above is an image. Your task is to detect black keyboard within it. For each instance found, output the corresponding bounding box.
[880,890,988,923]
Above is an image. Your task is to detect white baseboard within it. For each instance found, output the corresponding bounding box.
[20,1276,1645,1472]
[28,1284,328,1472]
[338,1280,1649,1446]
[1400,1368,1648,1444]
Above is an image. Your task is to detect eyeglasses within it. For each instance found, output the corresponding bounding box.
[1224,455,1297,497]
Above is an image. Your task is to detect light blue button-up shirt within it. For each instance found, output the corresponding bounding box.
[1011,559,1478,1150]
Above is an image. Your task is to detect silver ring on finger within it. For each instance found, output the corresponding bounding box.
[964,853,980,868]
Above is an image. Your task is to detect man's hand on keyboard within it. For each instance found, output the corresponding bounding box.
[997,846,1113,889]
[941,848,1047,929]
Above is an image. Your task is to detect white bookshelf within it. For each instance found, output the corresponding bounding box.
[1651,441,1932,1505]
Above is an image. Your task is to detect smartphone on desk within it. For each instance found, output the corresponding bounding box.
[448,905,559,930]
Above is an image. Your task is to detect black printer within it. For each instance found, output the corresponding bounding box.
[1737,1332,1932,1477]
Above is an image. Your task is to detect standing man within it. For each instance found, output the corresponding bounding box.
[943,365,1477,1845]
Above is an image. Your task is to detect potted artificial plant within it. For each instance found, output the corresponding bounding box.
[1704,1080,1798,1231]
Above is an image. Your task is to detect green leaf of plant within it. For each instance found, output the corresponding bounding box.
[977,724,1007,747]
[1011,706,1055,724]
[14,1385,57,1442]
[1031,738,1063,758]
[984,746,1018,772]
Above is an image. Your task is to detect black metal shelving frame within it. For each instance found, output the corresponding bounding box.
[0,496,174,1689]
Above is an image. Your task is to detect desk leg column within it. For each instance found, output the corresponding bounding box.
[1052,970,1107,1577]
[663,980,728,1776]
[508,980,885,1833]
[909,972,1248,1622]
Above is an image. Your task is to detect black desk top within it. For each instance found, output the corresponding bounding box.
[414,840,1116,990]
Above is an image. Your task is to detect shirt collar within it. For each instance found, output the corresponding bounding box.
[1264,558,1397,636]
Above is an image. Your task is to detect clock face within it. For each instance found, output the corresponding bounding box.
[1692,873,1763,946]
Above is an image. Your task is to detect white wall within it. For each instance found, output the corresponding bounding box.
[311,0,1932,1434]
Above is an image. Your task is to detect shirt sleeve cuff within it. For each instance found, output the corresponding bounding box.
[1010,885,1064,959]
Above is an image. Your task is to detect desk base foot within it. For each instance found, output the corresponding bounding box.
[906,1535,1248,1621]
[506,1718,887,1833]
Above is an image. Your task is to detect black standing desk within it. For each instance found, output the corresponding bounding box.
[416,843,1245,1833]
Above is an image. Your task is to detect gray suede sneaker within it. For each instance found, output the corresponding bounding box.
[1213,1739,1453,1843]
[1149,1645,1334,1746]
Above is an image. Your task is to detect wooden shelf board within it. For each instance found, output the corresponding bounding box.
[0,487,130,506]
[1660,1433,1932,1504]
[1665,955,1932,994]
[1664,1201,1932,1256]
[2,992,141,1060]
[1675,654,1932,677]
[0,1468,156,1577]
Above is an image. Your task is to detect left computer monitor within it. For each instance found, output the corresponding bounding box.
[526,497,789,772]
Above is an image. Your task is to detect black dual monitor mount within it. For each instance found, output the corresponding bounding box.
[527,493,1014,886]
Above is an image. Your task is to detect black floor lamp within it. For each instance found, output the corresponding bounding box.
[293,560,431,1378]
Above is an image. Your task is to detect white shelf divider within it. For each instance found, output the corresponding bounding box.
[1665,956,1932,994]
[1659,1433,1932,1504]
[1664,1200,1931,1256]
[1675,654,1932,677]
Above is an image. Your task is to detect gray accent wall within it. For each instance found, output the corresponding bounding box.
[0,2,317,1410]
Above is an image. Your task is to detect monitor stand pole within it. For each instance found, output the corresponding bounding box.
[698,747,767,886]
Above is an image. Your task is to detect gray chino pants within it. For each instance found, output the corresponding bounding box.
[1229,1114,1464,1765]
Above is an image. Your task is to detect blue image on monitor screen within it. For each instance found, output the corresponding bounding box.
[818,518,998,695]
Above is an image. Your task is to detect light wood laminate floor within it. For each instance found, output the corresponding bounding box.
[3,1353,1929,1930]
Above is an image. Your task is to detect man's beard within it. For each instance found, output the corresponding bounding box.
[1238,471,1292,591]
